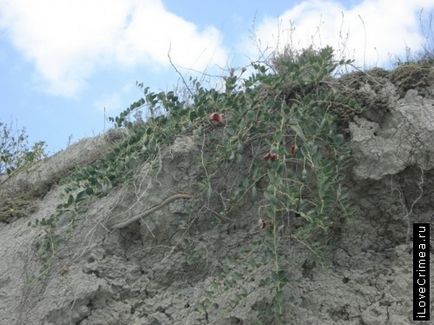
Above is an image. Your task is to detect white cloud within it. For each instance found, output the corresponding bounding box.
[246,0,434,68]
[0,0,227,97]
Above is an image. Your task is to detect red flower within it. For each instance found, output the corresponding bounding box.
[263,152,278,161]
[209,112,223,125]
[258,218,272,230]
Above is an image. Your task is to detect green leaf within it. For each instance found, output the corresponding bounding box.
[290,124,306,141]
[246,110,255,121]
[206,185,212,200]
[66,194,74,207]
[251,186,257,200]
[189,111,198,122]
[75,190,88,202]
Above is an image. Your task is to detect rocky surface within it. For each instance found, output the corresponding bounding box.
[1,64,434,324]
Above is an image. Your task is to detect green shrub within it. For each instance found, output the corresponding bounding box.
[0,121,46,175]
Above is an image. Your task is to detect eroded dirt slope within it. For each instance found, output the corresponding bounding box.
[0,64,434,325]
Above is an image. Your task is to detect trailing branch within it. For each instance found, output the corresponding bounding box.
[111,193,193,229]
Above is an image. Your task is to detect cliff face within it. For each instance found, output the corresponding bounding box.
[1,63,433,325]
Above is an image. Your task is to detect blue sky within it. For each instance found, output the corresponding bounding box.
[0,0,433,155]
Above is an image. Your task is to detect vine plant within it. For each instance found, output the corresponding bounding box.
[192,46,359,322]
[32,46,359,323]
